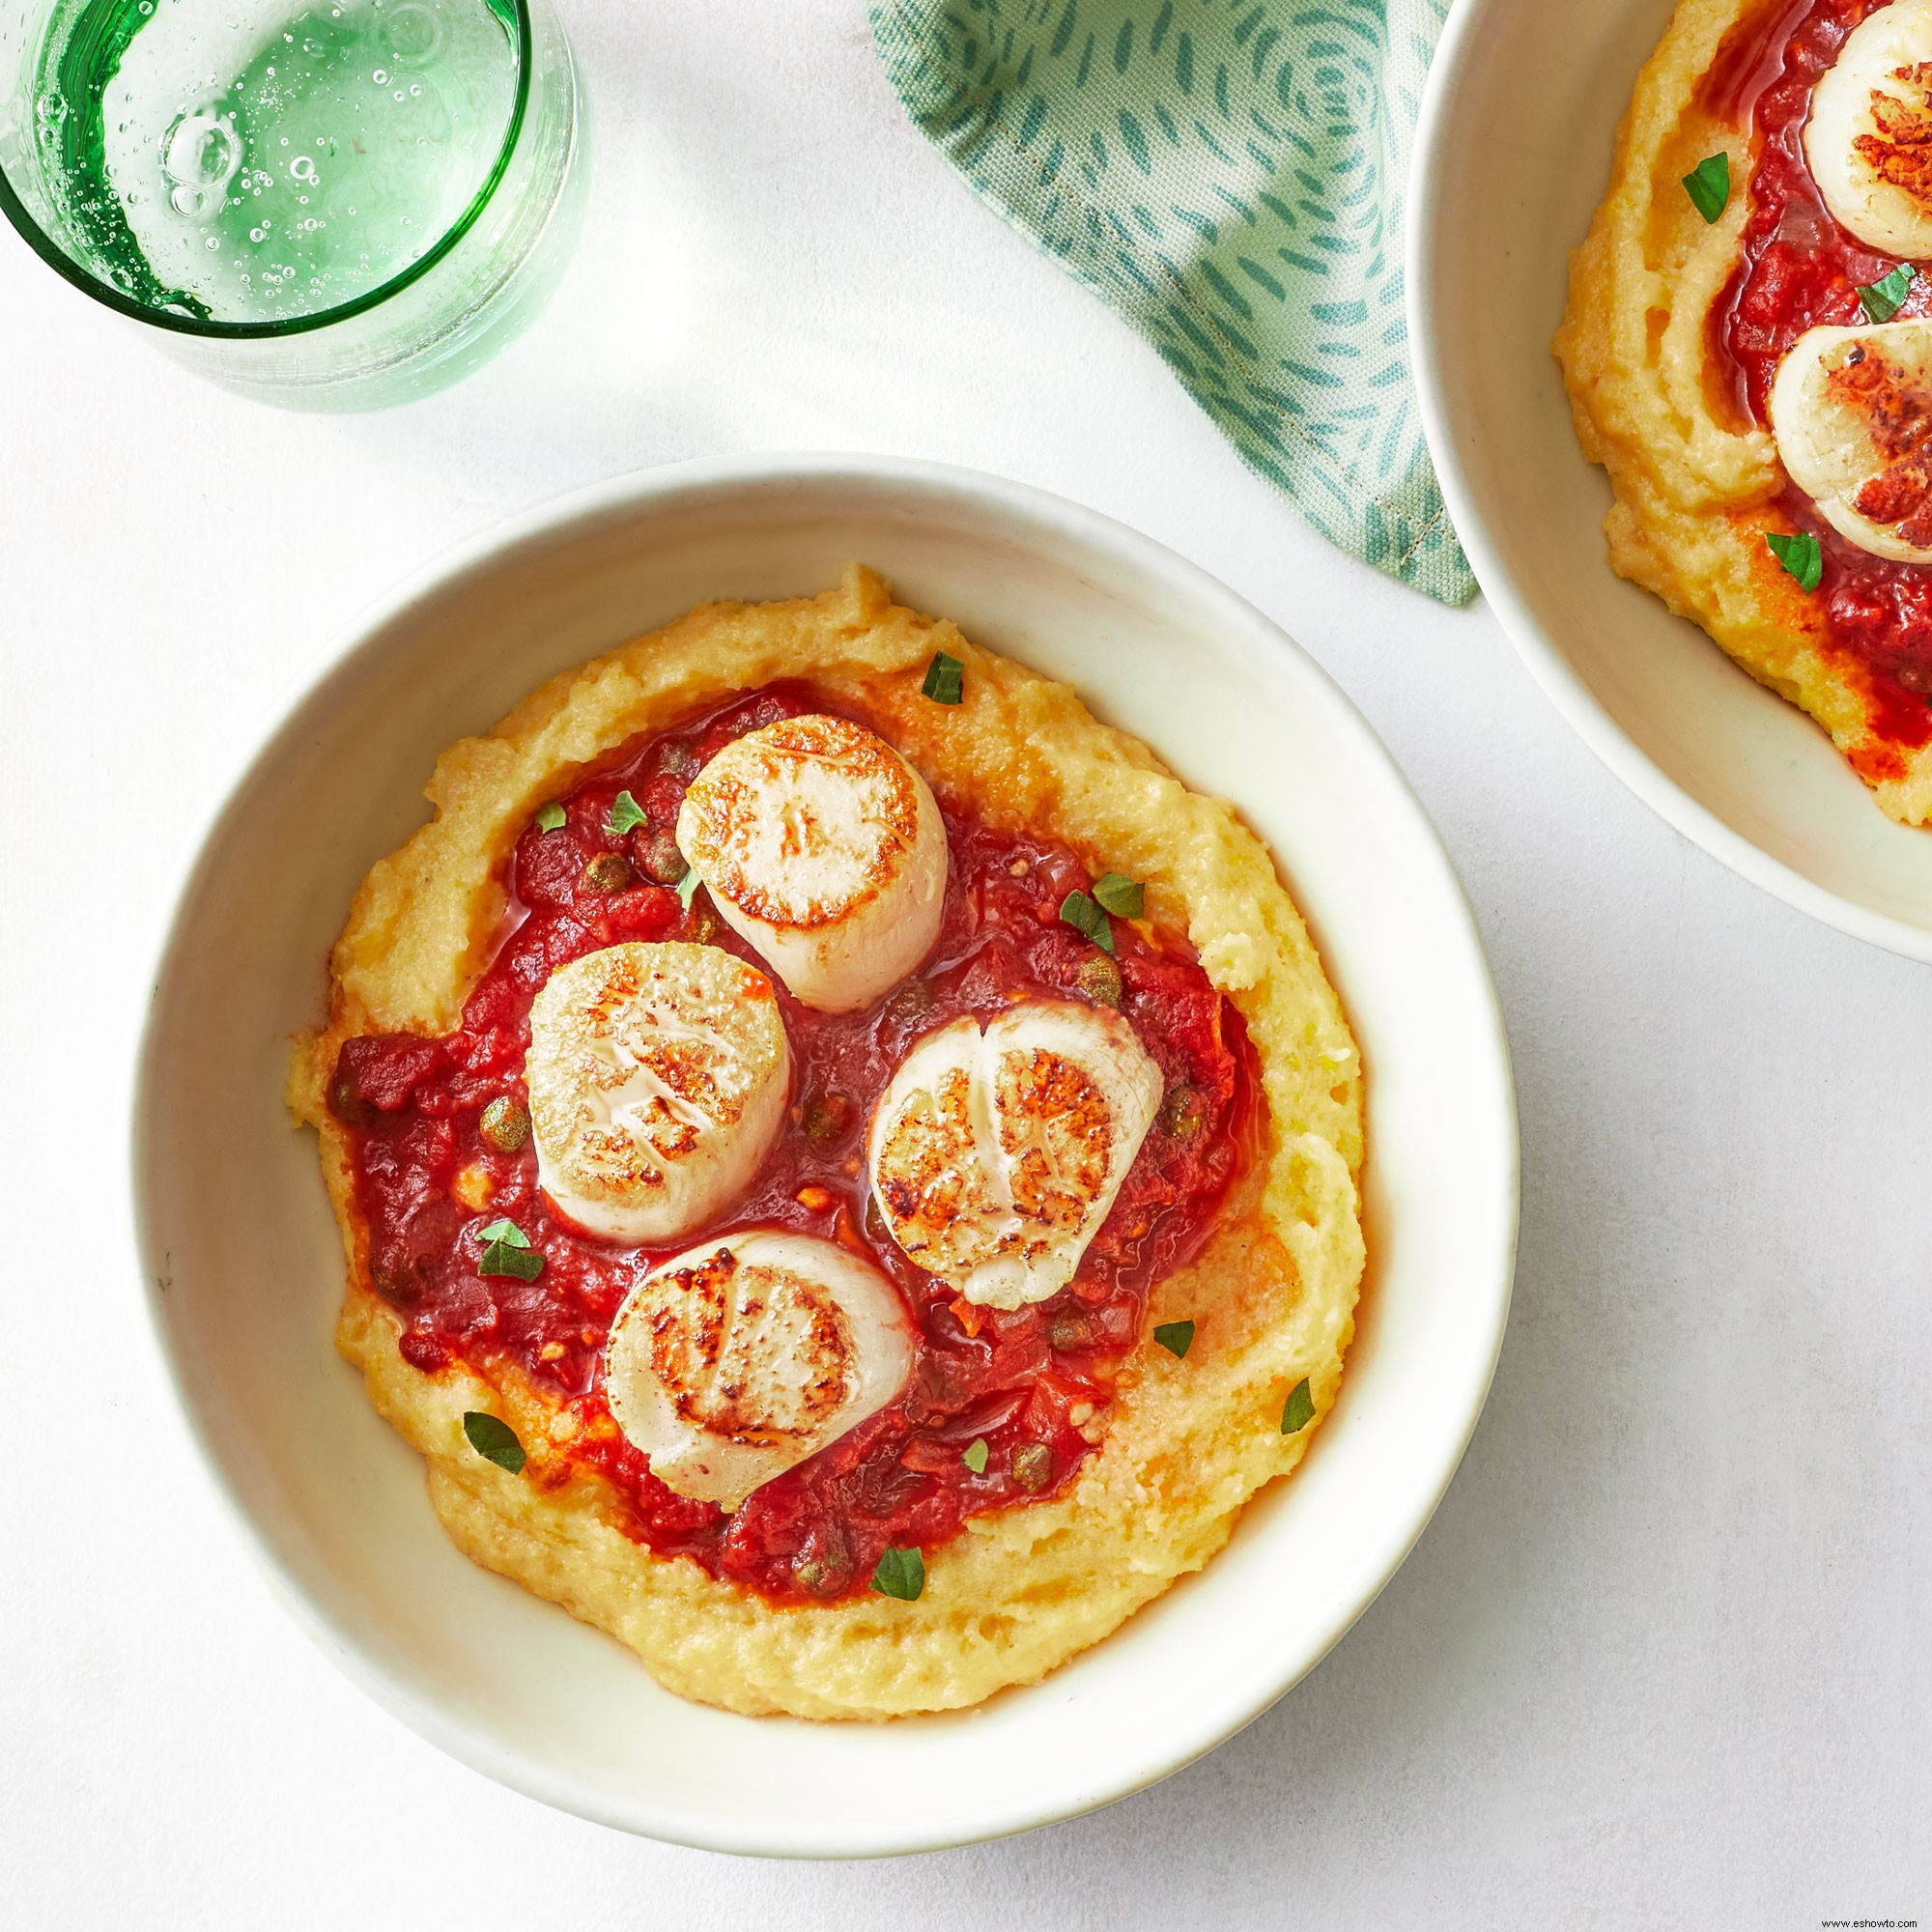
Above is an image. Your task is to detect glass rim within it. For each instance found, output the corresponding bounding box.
[0,0,534,339]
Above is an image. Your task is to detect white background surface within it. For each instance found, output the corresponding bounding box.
[2,1,1927,1923]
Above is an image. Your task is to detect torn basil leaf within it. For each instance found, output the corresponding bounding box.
[480,1241,544,1282]
[1280,1377,1316,1435]
[1092,872,1145,919]
[1859,263,1913,325]
[1059,890,1114,953]
[962,1438,990,1474]
[476,1218,543,1281]
[921,652,964,704]
[870,1546,925,1600]
[606,790,648,837]
[463,1410,526,1474]
[1681,152,1729,223]
[1766,529,1823,592]
[1152,1320,1195,1358]
[535,803,567,834]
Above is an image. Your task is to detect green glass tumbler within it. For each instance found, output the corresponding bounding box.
[0,0,583,408]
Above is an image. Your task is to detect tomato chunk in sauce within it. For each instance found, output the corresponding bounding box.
[1710,0,1932,752]
[329,685,1258,1603]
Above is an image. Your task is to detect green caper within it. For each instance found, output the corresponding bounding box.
[686,904,718,944]
[636,828,686,885]
[662,742,701,780]
[1073,952,1123,1008]
[1161,1082,1208,1144]
[803,1093,855,1149]
[327,1053,383,1129]
[794,1550,850,1597]
[1010,1441,1054,1493]
[479,1096,530,1154]
[885,979,936,1029]
[327,1070,373,1128]
[1048,1315,1093,1352]
[582,851,634,894]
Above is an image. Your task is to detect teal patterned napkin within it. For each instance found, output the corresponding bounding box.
[870,0,1473,605]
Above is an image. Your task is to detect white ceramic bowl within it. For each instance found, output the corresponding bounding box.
[130,455,1516,1856]
[1411,0,1932,959]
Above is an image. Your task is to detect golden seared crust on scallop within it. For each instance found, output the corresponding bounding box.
[1856,76,1932,195]
[676,709,949,1012]
[288,566,1364,1719]
[648,1244,856,1445]
[526,942,789,1244]
[1771,322,1932,558]
[604,1233,914,1507]
[679,713,923,929]
[869,1002,1164,1308]
[1806,1,1932,253]
[1554,0,1932,821]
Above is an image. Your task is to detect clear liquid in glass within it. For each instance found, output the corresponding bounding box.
[33,0,519,324]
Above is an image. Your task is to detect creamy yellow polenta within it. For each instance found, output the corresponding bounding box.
[1556,0,1932,821]
[289,566,1365,1719]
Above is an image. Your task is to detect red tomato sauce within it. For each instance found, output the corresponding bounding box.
[328,684,1259,1603]
[1710,0,1932,752]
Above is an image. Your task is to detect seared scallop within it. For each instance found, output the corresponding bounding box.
[674,713,948,1012]
[1770,323,1932,560]
[867,998,1163,1309]
[603,1231,915,1506]
[1805,0,1932,258]
[527,942,789,1244]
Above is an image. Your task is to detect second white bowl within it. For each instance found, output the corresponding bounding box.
[1411,0,1932,959]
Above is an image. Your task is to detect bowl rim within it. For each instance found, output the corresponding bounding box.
[128,451,1520,1856]
[1407,0,1932,967]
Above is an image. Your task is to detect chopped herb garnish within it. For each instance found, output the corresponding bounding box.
[962,1437,990,1474]
[921,651,964,704]
[480,1243,544,1281]
[1681,152,1729,224]
[1059,890,1114,953]
[1859,263,1914,325]
[535,803,567,834]
[1092,872,1145,919]
[1280,1377,1316,1435]
[477,1217,544,1282]
[606,790,648,837]
[1766,529,1824,592]
[870,1545,925,1601]
[463,1410,526,1474]
[676,866,701,911]
[1152,1320,1196,1359]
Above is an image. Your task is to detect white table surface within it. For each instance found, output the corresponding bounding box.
[4,1,1928,1922]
